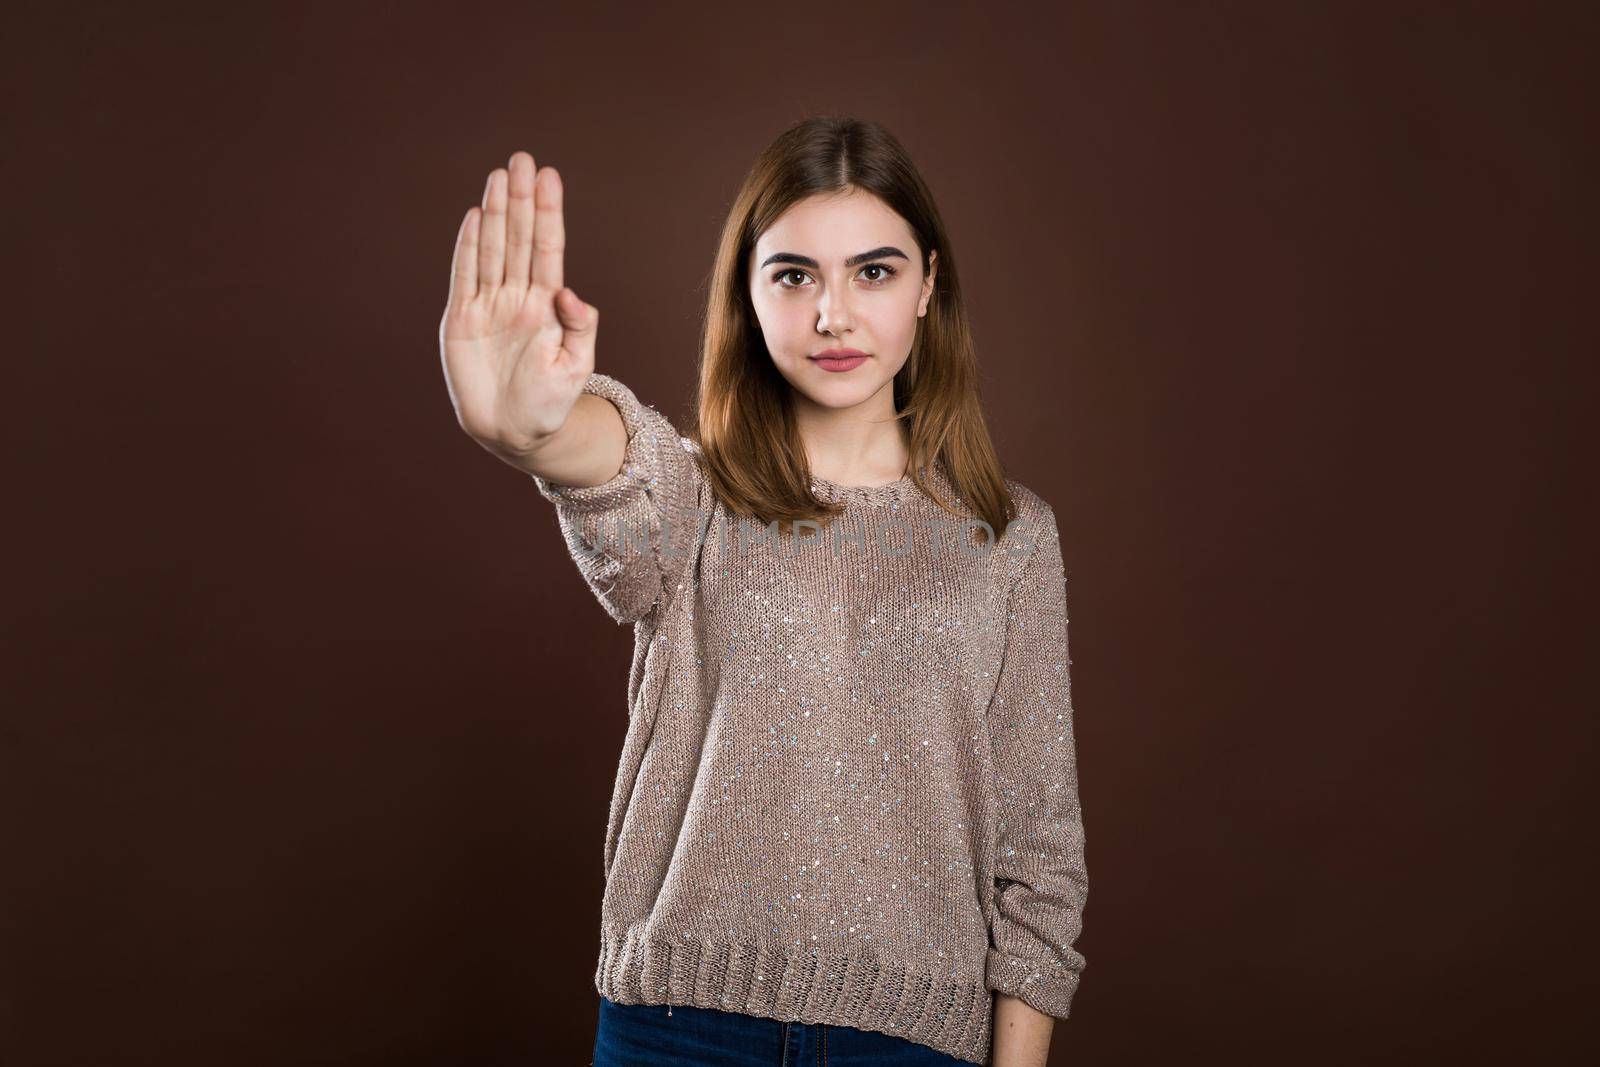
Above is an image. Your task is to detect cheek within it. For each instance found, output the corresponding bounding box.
[872,291,922,339]
[756,299,814,350]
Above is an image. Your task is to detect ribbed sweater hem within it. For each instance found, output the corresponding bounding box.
[595,926,992,1064]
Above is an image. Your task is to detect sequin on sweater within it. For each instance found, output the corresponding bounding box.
[532,372,1088,1065]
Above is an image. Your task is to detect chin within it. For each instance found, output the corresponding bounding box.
[797,376,895,410]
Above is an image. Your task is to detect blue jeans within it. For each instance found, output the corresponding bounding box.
[592,995,975,1066]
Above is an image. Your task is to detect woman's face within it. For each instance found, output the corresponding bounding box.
[748,189,937,411]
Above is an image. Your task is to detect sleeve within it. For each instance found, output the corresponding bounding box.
[983,503,1089,1019]
[530,372,704,626]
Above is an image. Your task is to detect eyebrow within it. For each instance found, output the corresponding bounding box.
[758,246,911,271]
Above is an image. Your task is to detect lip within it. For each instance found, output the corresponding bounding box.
[809,348,869,372]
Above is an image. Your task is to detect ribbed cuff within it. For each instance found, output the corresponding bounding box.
[531,373,656,513]
[983,947,1079,1020]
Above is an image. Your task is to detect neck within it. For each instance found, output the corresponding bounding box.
[790,382,910,487]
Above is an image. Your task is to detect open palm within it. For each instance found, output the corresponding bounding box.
[439,152,598,462]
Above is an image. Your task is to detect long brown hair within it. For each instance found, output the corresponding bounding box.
[686,115,1019,541]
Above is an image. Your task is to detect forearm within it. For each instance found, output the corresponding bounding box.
[990,993,1055,1067]
[506,392,627,485]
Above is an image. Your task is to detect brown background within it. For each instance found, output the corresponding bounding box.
[5,2,1593,1064]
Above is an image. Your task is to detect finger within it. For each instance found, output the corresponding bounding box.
[449,206,480,307]
[477,168,508,291]
[554,286,597,364]
[504,151,535,289]
[531,165,564,294]
[553,287,594,330]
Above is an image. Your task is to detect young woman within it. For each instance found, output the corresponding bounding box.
[439,116,1087,1067]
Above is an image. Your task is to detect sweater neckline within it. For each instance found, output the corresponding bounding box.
[809,465,930,506]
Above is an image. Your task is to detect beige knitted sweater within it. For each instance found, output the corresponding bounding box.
[532,372,1088,1065]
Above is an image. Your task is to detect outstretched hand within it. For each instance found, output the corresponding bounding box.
[439,151,599,461]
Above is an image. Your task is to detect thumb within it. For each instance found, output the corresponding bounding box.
[554,287,598,334]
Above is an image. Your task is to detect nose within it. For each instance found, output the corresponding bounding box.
[816,284,855,337]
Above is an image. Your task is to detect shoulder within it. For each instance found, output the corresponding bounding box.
[997,478,1063,589]
[1002,478,1059,542]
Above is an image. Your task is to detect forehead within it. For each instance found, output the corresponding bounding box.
[753,190,914,259]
